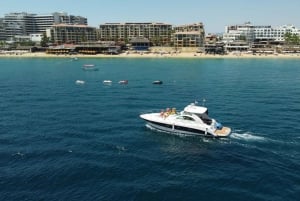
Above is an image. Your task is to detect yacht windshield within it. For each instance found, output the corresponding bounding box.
[177,116,195,121]
[195,114,212,125]
[183,116,195,121]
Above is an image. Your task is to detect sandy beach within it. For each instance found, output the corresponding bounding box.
[1,51,300,59]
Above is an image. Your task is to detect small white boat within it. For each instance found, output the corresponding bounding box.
[152,80,163,85]
[140,102,231,138]
[118,80,128,85]
[83,64,94,67]
[103,80,112,85]
[75,80,85,85]
[82,64,98,71]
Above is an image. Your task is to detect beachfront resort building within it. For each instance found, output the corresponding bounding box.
[0,18,5,41]
[222,22,300,52]
[0,12,87,42]
[254,25,300,42]
[46,24,97,44]
[223,22,300,43]
[99,22,205,48]
[222,22,255,44]
[99,22,172,46]
[204,34,225,54]
[173,23,205,48]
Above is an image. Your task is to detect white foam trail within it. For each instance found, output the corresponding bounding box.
[12,152,25,157]
[116,145,126,152]
[230,132,266,142]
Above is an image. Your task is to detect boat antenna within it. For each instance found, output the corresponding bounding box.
[202,98,206,106]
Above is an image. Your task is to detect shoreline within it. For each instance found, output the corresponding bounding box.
[1,52,300,59]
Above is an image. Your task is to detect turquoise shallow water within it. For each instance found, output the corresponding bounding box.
[0,57,299,201]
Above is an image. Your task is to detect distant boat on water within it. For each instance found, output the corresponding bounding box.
[118,80,128,85]
[152,80,163,85]
[103,80,112,85]
[82,64,98,71]
[83,64,94,67]
[75,80,85,85]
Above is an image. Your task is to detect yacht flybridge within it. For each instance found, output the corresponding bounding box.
[140,102,231,138]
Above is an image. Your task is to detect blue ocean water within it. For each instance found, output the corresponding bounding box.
[0,57,299,201]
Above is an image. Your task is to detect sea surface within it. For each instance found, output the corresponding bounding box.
[0,57,299,201]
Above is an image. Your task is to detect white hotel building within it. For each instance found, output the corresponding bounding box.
[254,25,300,42]
[1,12,87,41]
[223,22,300,43]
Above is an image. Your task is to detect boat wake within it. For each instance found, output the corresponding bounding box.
[230,131,266,142]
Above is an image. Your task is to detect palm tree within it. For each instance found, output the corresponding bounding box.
[40,32,50,47]
[284,32,300,45]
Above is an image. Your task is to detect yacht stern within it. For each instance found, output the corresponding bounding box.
[214,126,231,137]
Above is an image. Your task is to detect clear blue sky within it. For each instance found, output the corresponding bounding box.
[1,0,300,33]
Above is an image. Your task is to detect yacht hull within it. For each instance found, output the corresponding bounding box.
[145,120,215,137]
[140,113,231,138]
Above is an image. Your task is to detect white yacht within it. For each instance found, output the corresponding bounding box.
[140,102,231,138]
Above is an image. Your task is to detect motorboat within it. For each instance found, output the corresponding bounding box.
[140,102,231,138]
[103,80,112,85]
[152,80,163,84]
[82,64,98,71]
[118,80,128,85]
[83,64,94,67]
[75,80,85,85]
